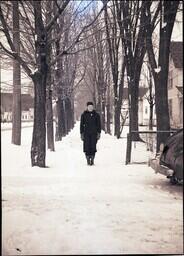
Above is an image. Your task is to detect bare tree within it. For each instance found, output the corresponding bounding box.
[142,62,155,131]
[145,0,180,151]
[52,3,76,140]
[76,5,114,133]
[105,42,112,134]
[12,1,21,145]
[104,1,125,138]
[46,1,55,151]
[0,0,70,166]
[1,0,110,167]
[114,1,146,141]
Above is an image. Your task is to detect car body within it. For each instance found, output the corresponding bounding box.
[148,129,183,184]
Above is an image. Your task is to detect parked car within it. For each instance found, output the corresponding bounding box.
[148,129,183,184]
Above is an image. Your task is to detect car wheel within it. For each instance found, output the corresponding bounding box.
[170,175,178,185]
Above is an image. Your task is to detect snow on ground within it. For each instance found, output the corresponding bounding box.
[2,122,183,255]
[1,122,33,131]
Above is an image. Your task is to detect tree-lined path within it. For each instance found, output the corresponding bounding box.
[1,1,183,255]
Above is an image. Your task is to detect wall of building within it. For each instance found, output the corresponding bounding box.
[142,97,156,126]
[1,109,34,122]
[120,99,155,127]
[168,57,183,128]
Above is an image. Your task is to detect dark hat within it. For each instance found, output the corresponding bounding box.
[87,101,94,106]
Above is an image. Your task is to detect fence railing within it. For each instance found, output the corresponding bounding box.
[125,130,178,165]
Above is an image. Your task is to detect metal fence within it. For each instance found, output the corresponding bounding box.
[125,130,178,165]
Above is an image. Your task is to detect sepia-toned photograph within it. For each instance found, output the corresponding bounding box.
[1,0,183,255]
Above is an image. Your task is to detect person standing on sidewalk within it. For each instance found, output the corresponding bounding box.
[80,102,101,165]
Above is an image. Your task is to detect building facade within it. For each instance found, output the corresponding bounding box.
[168,41,183,129]
[140,41,183,129]
[1,93,34,122]
[120,87,149,126]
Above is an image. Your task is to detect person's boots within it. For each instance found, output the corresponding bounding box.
[86,155,91,165]
[90,155,95,165]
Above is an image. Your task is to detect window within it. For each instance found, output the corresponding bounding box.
[145,106,148,114]
[168,70,173,89]
[179,98,183,124]
[168,99,173,119]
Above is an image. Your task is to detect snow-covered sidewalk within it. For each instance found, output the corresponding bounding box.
[2,123,183,255]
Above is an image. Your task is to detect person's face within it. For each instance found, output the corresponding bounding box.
[87,105,94,112]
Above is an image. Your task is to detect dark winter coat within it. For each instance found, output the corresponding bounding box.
[80,110,101,155]
[80,110,101,135]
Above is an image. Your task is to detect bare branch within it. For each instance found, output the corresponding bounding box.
[50,0,109,66]
[73,68,87,92]
[46,0,70,32]
[0,4,15,52]
[19,0,35,38]
[0,41,33,77]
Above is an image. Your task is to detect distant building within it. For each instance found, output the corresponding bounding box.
[140,90,157,127]
[135,41,183,128]
[168,41,183,129]
[121,87,151,126]
[1,93,34,122]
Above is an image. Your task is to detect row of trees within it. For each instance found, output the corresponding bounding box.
[0,0,181,167]
[75,0,180,146]
[0,0,108,166]
[81,0,180,147]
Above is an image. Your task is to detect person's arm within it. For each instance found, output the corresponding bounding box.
[97,114,101,139]
[80,113,85,134]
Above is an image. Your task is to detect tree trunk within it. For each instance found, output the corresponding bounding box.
[56,97,63,140]
[104,4,120,137]
[154,71,170,151]
[61,99,67,136]
[106,61,111,135]
[54,11,64,139]
[31,1,47,167]
[146,0,179,152]
[149,104,154,130]
[65,97,72,133]
[46,87,55,151]
[65,98,70,133]
[114,101,121,138]
[106,103,111,134]
[101,99,106,131]
[129,78,139,141]
[46,0,54,151]
[113,88,119,137]
[12,1,21,145]
[31,74,47,167]
[116,61,125,138]
[106,81,111,135]
[55,94,64,141]
[97,97,105,131]
[71,97,75,129]
[155,9,172,150]
[148,64,154,131]
[129,57,145,141]
[113,84,122,137]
